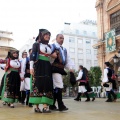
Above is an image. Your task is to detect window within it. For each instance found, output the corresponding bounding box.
[86,49,91,54]
[76,29,79,34]
[71,58,75,63]
[78,49,83,53]
[83,31,87,35]
[86,60,91,64]
[92,32,96,36]
[70,48,75,53]
[69,37,75,43]
[86,40,91,44]
[94,50,97,55]
[94,60,98,66]
[78,59,83,64]
[110,10,120,35]
[93,40,97,44]
[77,38,83,44]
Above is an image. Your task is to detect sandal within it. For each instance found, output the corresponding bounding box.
[10,104,14,108]
[43,107,51,113]
[34,108,42,113]
[2,102,7,105]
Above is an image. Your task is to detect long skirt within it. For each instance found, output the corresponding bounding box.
[29,59,53,105]
[0,74,5,99]
[1,71,20,103]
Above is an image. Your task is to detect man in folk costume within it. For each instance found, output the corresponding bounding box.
[102,62,117,102]
[74,65,90,102]
[20,50,33,107]
[49,34,74,111]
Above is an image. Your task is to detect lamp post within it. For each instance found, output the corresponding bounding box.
[113,54,119,63]
[113,51,120,74]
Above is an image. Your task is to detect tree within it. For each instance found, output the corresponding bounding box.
[88,66,102,86]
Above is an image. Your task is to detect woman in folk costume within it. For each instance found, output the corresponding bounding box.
[29,29,56,113]
[74,65,90,102]
[0,50,21,108]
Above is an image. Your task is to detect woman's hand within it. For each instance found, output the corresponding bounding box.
[30,69,34,76]
[51,52,57,58]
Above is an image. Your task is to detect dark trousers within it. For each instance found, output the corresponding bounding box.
[19,91,26,103]
[53,88,66,110]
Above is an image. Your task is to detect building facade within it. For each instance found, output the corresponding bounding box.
[61,20,98,70]
[0,30,16,78]
[94,0,120,74]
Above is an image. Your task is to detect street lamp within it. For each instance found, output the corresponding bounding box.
[113,54,119,63]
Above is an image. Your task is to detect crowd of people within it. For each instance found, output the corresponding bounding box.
[0,28,119,114]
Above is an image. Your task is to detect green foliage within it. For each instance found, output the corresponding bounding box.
[88,66,102,86]
[63,71,78,87]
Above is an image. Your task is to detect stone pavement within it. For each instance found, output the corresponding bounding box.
[0,98,120,120]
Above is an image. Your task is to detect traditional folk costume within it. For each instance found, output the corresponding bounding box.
[20,57,32,106]
[0,50,21,107]
[102,62,117,102]
[49,42,74,111]
[29,29,54,110]
[74,69,90,102]
[0,64,6,100]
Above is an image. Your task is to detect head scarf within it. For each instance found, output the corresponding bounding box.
[8,50,19,59]
[35,29,51,44]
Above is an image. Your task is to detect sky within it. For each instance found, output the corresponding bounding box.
[0,0,97,49]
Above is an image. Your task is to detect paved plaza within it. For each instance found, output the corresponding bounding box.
[0,98,120,120]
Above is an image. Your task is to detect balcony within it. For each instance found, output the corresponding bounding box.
[0,32,13,40]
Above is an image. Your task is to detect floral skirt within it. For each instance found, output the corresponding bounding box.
[1,71,20,103]
[29,59,53,105]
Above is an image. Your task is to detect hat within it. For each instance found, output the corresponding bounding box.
[104,62,111,66]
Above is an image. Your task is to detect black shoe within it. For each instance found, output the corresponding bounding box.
[85,99,90,102]
[74,98,80,101]
[59,107,68,111]
[29,103,33,107]
[92,97,95,101]
[34,108,42,113]
[49,105,58,111]
[105,99,113,102]
[42,107,51,113]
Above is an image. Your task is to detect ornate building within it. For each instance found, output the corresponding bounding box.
[0,30,16,78]
[94,0,120,74]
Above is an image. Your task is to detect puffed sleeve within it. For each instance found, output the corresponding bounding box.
[30,42,39,69]
[65,53,75,70]
[76,71,83,81]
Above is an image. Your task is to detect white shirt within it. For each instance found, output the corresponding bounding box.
[20,58,26,78]
[76,70,83,81]
[102,67,109,82]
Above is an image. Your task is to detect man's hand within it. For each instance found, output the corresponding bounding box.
[51,52,57,58]
[21,77,25,81]
[69,69,74,73]
[30,69,34,76]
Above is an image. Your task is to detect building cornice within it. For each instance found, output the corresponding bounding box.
[63,33,98,39]
[106,1,120,12]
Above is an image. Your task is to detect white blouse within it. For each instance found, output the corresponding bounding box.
[39,43,52,55]
[30,43,52,69]
[10,59,20,69]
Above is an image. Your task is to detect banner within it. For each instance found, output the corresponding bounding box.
[105,29,116,52]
